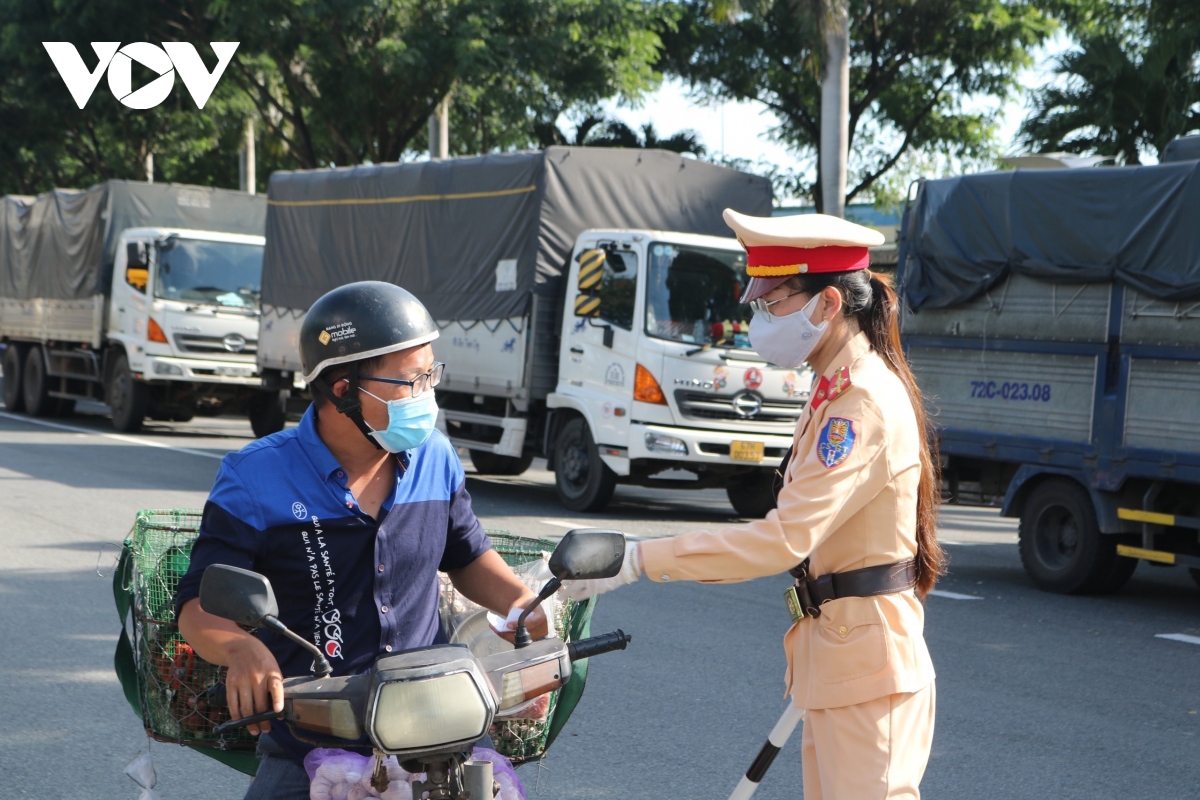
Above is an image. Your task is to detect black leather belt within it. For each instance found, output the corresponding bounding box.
[784,558,916,620]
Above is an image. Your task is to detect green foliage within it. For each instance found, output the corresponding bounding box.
[660,0,1054,207]
[0,0,669,193]
[1020,1,1200,163]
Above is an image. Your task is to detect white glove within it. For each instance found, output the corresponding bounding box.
[561,543,642,601]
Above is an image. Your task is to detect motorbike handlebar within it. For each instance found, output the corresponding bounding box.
[566,629,632,662]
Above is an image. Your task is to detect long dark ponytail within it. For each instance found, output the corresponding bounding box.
[788,270,946,596]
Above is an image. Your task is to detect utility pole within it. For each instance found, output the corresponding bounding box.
[428,94,450,159]
[239,119,256,195]
[819,0,849,218]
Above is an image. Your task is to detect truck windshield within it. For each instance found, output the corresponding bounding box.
[645,241,752,350]
[155,237,264,310]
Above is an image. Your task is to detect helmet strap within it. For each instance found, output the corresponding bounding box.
[312,360,383,450]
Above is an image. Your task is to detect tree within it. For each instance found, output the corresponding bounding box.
[1020,1,1200,163]
[0,0,670,193]
[660,0,1054,209]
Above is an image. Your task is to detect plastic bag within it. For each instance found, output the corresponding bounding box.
[124,752,163,800]
[303,748,523,800]
[439,553,560,642]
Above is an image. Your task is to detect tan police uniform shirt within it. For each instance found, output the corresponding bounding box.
[639,331,936,710]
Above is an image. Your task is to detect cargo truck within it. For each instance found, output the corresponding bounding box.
[898,157,1200,594]
[256,147,813,514]
[0,181,284,435]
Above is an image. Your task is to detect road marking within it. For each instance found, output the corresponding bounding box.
[941,541,983,546]
[1155,633,1200,646]
[928,589,984,600]
[539,519,596,530]
[0,410,224,460]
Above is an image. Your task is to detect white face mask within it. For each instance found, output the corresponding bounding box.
[748,293,829,369]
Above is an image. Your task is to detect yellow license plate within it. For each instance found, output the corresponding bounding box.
[730,440,764,462]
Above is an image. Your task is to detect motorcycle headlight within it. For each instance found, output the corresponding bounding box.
[366,649,495,756]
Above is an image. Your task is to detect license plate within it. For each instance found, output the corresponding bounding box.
[730,440,764,462]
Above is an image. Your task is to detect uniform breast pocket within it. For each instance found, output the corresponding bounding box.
[813,597,888,684]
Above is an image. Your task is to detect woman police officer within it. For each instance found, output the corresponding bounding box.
[565,209,946,799]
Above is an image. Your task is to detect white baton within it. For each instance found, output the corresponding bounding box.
[728,704,806,800]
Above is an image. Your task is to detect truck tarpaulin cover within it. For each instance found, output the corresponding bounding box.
[0,181,266,301]
[901,160,1200,310]
[262,146,773,320]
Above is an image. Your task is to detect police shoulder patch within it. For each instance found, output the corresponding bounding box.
[817,417,856,469]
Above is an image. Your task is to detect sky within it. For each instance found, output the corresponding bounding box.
[596,33,1094,200]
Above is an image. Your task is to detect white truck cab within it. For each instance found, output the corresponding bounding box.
[545,229,810,514]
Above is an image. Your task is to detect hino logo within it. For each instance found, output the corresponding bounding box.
[42,42,239,110]
[222,333,247,353]
[731,390,763,418]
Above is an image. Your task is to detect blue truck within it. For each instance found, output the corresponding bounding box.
[897,151,1200,594]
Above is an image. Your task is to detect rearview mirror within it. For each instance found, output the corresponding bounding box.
[549,530,626,580]
[200,565,279,626]
[126,241,147,268]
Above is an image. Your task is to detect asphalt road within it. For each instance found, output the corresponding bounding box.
[1,403,1198,799]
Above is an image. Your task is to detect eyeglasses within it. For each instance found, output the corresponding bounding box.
[749,291,806,316]
[359,362,445,397]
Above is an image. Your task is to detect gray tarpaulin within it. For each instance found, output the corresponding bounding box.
[0,181,266,301]
[1162,135,1200,164]
[901,160,1200,310]
[262,147,773,320]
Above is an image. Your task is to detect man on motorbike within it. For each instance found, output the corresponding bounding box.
[175,281,547,799]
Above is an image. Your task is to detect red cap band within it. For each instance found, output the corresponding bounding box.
[745,245,870,277]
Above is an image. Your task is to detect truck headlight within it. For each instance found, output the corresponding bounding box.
[366,650,495,756]
[645,431,688,455]
[153,360,184,376]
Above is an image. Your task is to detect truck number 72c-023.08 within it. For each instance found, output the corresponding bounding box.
[969,381,1052,402]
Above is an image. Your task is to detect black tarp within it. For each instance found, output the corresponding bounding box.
[262,147,773,320]
[901,161,1200,310]
[0,181,266,301]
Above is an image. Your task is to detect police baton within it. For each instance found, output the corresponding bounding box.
[728,703,805,800]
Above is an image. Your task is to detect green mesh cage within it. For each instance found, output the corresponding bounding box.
[127,509,255,750]
[464,531,581,765]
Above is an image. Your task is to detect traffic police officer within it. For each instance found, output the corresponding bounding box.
[176,281,546,800]
[567,210,946,799]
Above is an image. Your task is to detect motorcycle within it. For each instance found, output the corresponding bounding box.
[198,529,632,800]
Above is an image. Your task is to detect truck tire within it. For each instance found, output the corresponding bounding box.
[1018,478,1128,594]
[108,352,148,433]
[22,345,56,417]
[2,343,26,412]
[726,471,777,518]
[469,449,534,476]
[554,417,616,513]
[248,390,287,438]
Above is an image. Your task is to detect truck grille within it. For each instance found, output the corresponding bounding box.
[674,389,804,423]
[173,333,258,355]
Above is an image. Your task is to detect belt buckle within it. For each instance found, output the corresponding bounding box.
[784,585,806,622]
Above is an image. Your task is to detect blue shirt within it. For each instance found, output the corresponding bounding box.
[174,405,491,760]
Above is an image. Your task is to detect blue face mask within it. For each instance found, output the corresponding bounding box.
[360,389,438,453]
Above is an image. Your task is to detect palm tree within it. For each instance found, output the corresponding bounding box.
[1020,29,1200,164]
[584,120,707,156]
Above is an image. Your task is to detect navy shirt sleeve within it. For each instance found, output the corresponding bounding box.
[436,443,492,572]
[174,460,265,616]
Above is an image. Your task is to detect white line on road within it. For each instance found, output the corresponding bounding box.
[928,589,984,600]
[539,519,597,529]
[1155,633,1200,646]
[0,410,224,460]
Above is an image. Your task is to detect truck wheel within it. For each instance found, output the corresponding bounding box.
[726,471,777,518]
[1018,479,1126,594]
[469,449,534,476]
[108,352,148,433]
[2,344,26,412]
[21,346,56,417]
[554,417,616,512]
[248,390,287,438]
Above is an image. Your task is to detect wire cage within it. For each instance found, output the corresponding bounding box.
[442,531,582,766]
[126,509,255,750]
[123,513,580,763]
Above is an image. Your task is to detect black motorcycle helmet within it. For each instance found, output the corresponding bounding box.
[300,281,439,445]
